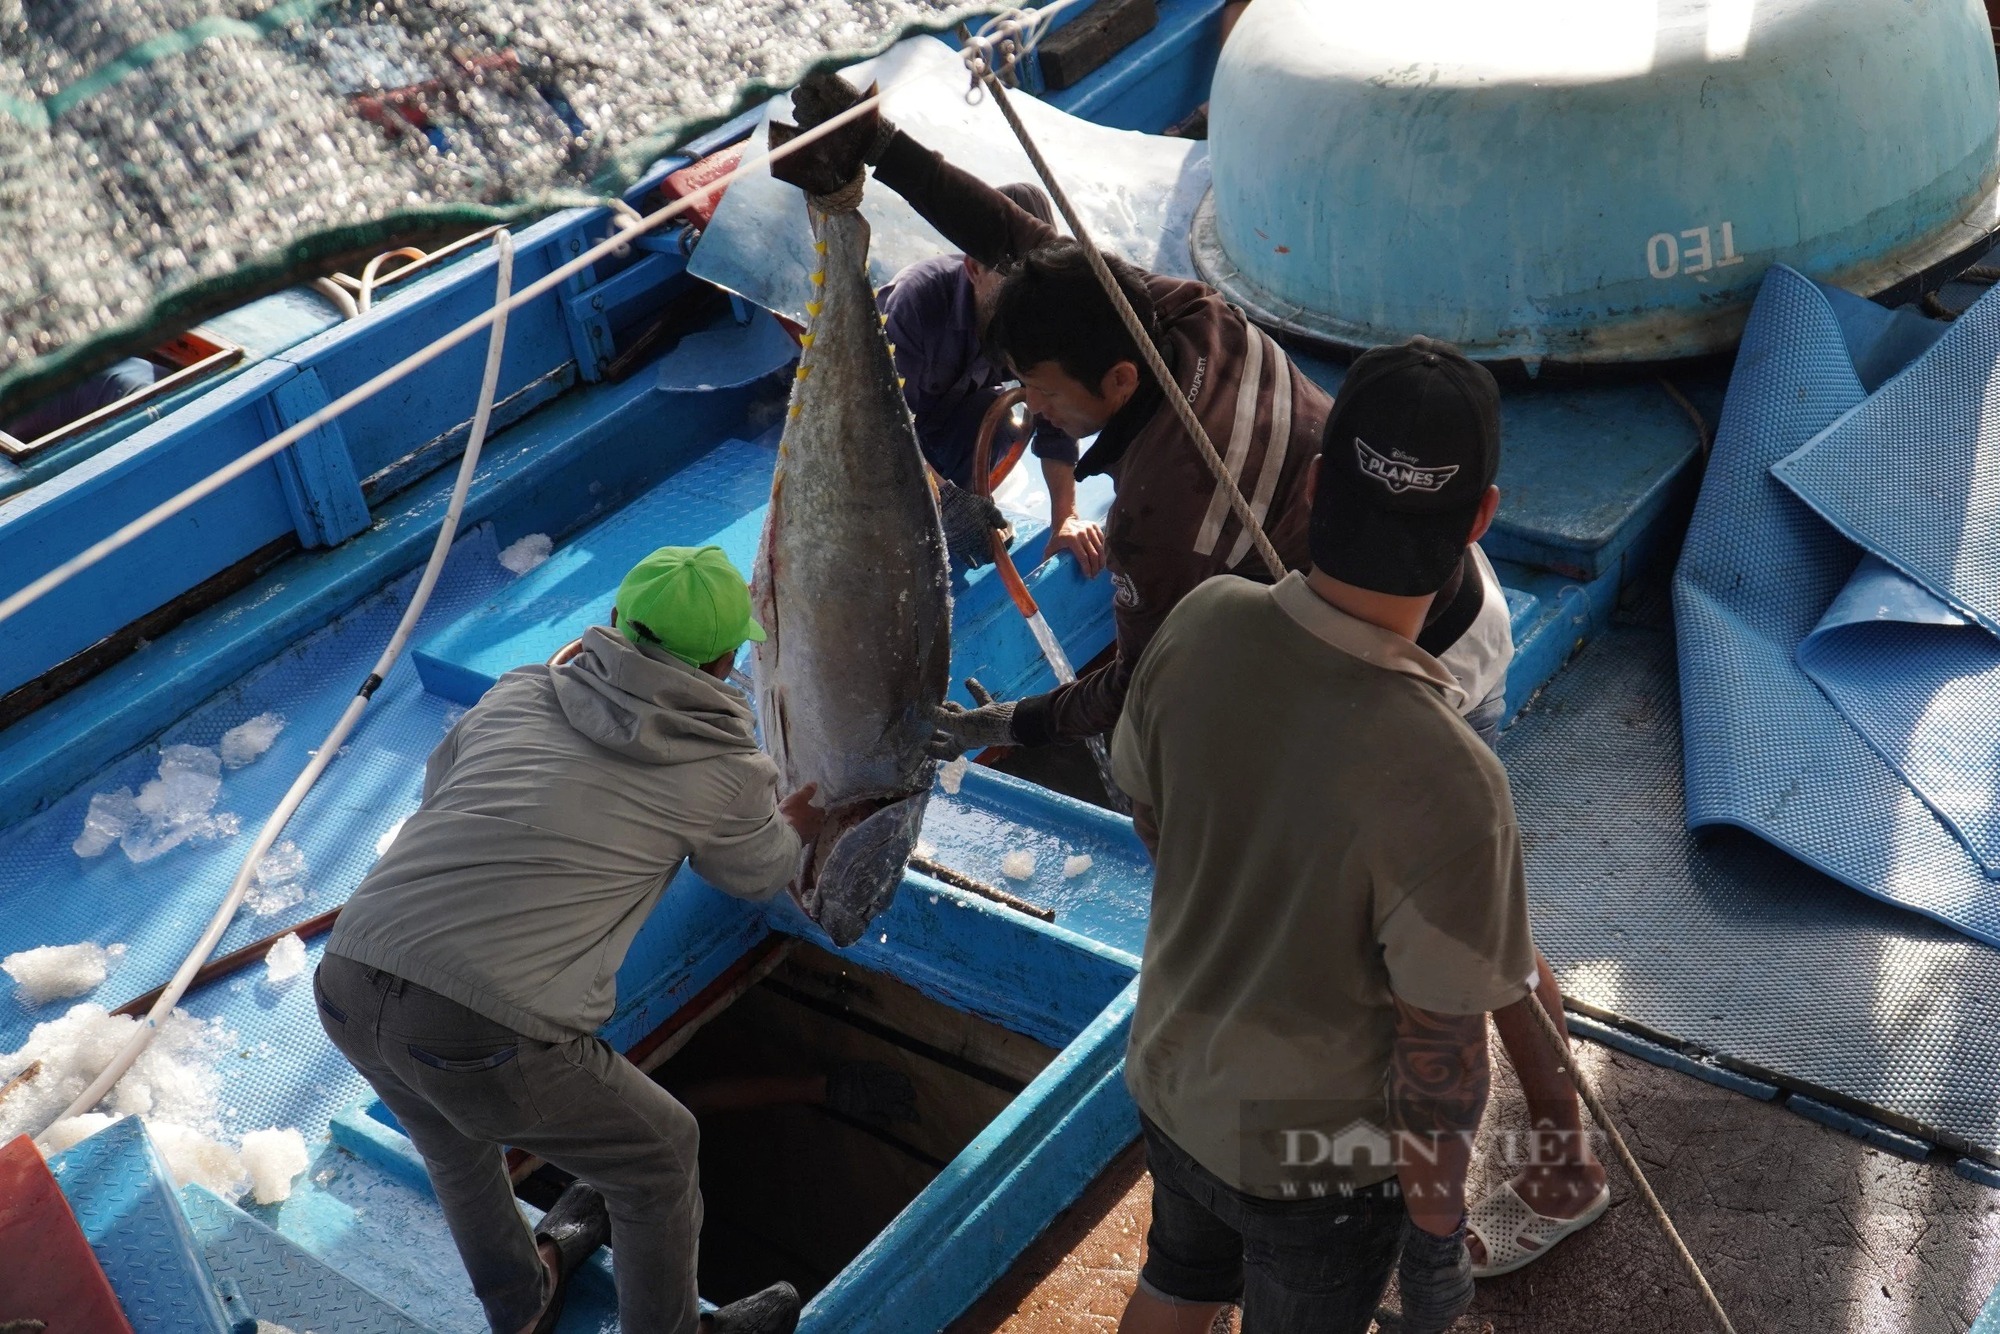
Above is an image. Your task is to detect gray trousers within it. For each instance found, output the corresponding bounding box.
[315,954,702,1334]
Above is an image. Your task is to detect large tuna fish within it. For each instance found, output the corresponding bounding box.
[751,200,950,947]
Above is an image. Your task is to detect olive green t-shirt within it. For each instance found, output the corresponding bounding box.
[1110,572,1536,1199]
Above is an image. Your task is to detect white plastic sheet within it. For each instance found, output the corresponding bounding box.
[689,36,1211,323]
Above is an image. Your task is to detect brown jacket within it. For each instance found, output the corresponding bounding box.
[874,131,1325,744]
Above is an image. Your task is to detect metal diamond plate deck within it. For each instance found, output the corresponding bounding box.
[47,1117,233,1334]
[181,1183,432,1334]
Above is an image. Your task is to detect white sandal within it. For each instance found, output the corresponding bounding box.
[1467,1180,1610,1278]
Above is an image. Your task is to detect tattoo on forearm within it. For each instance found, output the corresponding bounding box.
[1388,994,1491,1139]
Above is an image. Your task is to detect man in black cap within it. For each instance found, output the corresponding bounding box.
[1105,339,1560,1333]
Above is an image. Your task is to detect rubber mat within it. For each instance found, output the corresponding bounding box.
[1673,265,2000,947]
[1775,278,2000,636]
[1498,609,2000,1163]
[47,1116,234,1333]
[0,528,511,1053]
[1795,557,2000,873]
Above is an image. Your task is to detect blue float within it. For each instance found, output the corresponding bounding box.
[1194,0,2000,363]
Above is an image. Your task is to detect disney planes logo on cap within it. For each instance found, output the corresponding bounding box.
[1354,437,1459,495]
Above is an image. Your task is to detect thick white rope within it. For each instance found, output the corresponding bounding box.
[35,232,518,1143]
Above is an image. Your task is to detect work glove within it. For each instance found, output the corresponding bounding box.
[936,477,1010,570]
[927,699,1017,760]
[826,1061,918,1126]
[769,71,895,198]
[1397,1214,1474,1334]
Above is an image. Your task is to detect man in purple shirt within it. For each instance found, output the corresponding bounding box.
[877,182,1107,577]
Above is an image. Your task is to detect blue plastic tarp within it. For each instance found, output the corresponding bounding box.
[1676,264,2000,946]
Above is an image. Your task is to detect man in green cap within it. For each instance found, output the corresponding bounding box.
[319,544,818,1334]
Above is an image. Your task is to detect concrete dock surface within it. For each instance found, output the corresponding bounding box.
[951,1029,2000,1333]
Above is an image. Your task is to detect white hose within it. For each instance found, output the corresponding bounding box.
[33,231,518,1144]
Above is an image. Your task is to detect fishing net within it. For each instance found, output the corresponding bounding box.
[0,0,981,412]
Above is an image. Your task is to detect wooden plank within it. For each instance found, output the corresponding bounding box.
[1038,0,1160,91]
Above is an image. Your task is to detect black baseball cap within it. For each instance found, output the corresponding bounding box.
[1309,336,1501,596]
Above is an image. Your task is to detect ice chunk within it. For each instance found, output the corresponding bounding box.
[264,933,307,984]
[134,744,222,818]
[240,1127,310,1203]
[41,1113,120,1154]
[151,1121,249,1196]
[1062,854,1094,879]
[3,942,121,1005]
[375,815,409,857]
[0,1002,234,1145]
[939,756,969,795]
[121,744,234,863]
[73,788,140,858]
[246,841,308,916]
[1000,850,1036,880]
[220,712,286,768]
[499,533,553,575]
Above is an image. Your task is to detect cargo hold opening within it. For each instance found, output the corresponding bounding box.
[519,941,1060,1305]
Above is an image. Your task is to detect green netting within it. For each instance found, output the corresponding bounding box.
[0,0,983,412]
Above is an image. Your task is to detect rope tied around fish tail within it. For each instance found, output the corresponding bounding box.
[810,170,867,215]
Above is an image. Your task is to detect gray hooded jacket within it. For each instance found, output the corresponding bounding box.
[328,626,799,1041]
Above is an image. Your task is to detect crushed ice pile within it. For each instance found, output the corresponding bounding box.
[1000,849,1036,880]
[246,840,309,916]
[263,933,307,984]
[240,1126,310,1203]
[1062,854,1093,879]
[499,532,554,575]
[4,942,126,1005]
[0,1003,308,1201]
[220,712,286,768]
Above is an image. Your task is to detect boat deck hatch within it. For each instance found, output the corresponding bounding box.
[638,944,1060,1303]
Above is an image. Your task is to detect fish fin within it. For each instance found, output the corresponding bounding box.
[802,789,930,946]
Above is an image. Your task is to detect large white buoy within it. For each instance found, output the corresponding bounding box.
[1192,0,2000,363]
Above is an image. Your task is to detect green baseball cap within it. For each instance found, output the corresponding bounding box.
[614,545,766,667]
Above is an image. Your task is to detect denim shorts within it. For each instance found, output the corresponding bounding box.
[1138,1115,1405,1333]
